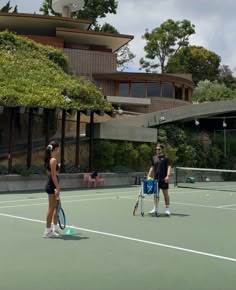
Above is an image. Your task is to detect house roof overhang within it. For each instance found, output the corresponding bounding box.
[0,13,134,51]
[93,72,194,88]
[56,27,134,52]
[0,12,91,36]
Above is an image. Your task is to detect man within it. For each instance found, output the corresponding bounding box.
[147,144,171,216]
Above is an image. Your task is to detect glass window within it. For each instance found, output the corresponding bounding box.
[119,82,129,97]
[131,82,146,97]
[162,83,173,98]
[147,81,161,97]
[175,85,183,100]
[94,80,101,88]
[185,88,189,101]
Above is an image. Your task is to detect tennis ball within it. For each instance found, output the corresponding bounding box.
[65,229,74,235]
[147,177,153,180]
[206,194,209,197]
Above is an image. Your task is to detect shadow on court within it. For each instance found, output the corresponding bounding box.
[147,213,190,218]
[60,234,90,241]
[169,213,190,217]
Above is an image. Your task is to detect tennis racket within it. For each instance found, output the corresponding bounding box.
[56,198,66,230]
[133,189,142,216]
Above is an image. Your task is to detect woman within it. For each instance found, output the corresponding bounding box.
[43,141,60,238]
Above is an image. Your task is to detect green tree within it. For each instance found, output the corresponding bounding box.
[165,145,178,166]
[157,128,167,144]
[93,140,116,170]
[114,142,139,168]
[161,124,225,168]
[116,45,135,71]
[0,30,112,110]
[193,80,236,102]
[177,144,197,167]
[39,0,118,25]
[95,22,135,71]
[162,124,187,146]
[0,1,17,12]
[140,19,195,73]
[166,46,221,85]
[207,144,223,169]
[135,143,153,170]
[217,65,236,89]
[94,22,118,33]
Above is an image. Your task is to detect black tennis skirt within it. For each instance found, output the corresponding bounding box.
[45,175,59,194]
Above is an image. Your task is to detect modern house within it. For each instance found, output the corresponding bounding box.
[0,9,235,174]
[0,12,195,143]
[0,12,194,113]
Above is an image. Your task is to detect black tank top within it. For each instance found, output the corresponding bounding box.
[46,158,59,172]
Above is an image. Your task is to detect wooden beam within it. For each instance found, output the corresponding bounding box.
[27,108,34,168]
[89,111,94,171]
[75,111,80,167]
[8,108,15,174]
[60,109,66,173]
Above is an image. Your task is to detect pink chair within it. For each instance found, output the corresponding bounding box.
[88,174,96,188]
[83,173,96,188]
[96,174,105,186]
[82,173,90,187]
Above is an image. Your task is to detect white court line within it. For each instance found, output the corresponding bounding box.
[0,190,137,204]
[0,212,235,263]
[216,204,236,208]
[122,196,236,211]
[1,194,236,211]
[172,202,235,211]
[0,186,231,205]
[0,196,120,209]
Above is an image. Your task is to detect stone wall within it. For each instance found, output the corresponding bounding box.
[0,172,146,192]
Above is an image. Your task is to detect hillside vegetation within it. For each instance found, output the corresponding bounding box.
[0,30,112,110]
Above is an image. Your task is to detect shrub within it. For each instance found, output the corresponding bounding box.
[13,164,45,176]
[111,165,133,173]
[64,162,80,173]
[0,30,112,111]
[0,165,8,175]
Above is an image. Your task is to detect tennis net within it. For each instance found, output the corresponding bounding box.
[174,167,236,192]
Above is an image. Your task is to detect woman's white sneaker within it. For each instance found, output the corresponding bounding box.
[53,229,61,235]
[43,229,59,238]
[53,225,61,236]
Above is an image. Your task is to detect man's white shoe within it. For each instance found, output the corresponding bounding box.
[165,209,171,216]
[149,207,158,215]
[43,229,60,238]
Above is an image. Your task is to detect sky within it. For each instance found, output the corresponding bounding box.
[2,0,236,73]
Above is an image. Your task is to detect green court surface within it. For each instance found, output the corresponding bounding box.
[0,185,236,290]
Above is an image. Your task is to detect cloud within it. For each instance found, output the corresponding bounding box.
[99,0,236,71]
[4,0,236,71]
[5,0,40,13]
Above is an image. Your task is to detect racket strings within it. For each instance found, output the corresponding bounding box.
[57,200,66,229]
[58,209,66,229]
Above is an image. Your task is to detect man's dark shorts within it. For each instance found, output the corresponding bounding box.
[158,180,169,190]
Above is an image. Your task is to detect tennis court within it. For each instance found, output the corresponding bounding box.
[0,184,236,290]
